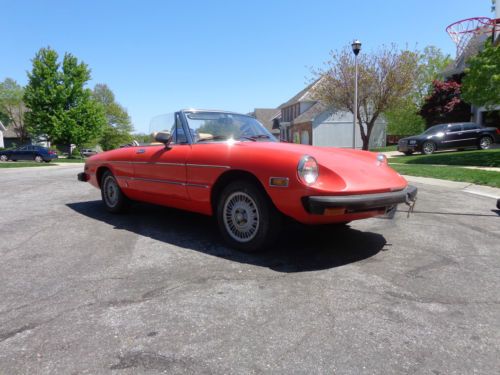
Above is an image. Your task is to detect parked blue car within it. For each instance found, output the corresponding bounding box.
[0,145,58,162]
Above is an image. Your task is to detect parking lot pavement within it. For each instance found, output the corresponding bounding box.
[1,165,499,374]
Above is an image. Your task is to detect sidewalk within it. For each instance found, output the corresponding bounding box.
[389,162,500,173]
[404,175,500,199]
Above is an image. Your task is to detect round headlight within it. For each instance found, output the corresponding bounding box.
[298,155,319,185]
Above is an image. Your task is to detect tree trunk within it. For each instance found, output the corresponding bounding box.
[363,120,376,150]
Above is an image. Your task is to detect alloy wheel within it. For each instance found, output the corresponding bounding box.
[480,137,491,150]
[223,191,260,243]
[423,142,435,155]
[103,176,120,208]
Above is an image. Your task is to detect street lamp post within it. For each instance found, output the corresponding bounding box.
[351,40,361,149]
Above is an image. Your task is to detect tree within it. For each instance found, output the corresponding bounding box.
[92,84,134,150]
[414,46,454,102]
[312,45,419,150]
[419,76,471,126]
[133,133,154,144]
[23,47,106,147]
[385,46,452,135]
[462,41,500,108]
[385,98,425,136]
[0,78,29,142]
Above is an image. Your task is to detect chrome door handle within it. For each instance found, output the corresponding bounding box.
[136,149,145,154]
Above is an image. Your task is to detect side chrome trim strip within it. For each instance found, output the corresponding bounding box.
[155,162,185,166]
[133,177,185,186]
[186,163,230,169]
[185,183,210,188]
[114,175,209,189]
[109,161,227,168]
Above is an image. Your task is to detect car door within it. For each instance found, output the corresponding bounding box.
[16,146,29,160]
[461,123,480,147]
[132,112,190,200]
[443,124,463,148]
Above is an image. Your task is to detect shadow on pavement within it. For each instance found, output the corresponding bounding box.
[67,200,386,273]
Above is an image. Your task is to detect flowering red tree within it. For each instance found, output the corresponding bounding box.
[419,77,471,126]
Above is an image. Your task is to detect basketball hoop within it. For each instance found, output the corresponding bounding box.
[446,17,500,58]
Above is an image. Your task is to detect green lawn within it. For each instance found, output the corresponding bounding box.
[391,148,500,168]
[54,158,85,163]
[0,162,55,168]
[390,163,500,188]
[370,145,397,152]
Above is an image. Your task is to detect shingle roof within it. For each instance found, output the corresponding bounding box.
[251,108,280,133]
[278,79,320,109]
[2,125,19,138]
[292,102,328,124]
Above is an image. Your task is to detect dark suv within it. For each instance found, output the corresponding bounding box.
[398,122,499,155]
[0,145,58,162]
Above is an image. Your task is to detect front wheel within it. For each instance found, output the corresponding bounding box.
[216,180,281,252]
[422,141,436,155]
[101,170,129,213]
[478,136,492,150]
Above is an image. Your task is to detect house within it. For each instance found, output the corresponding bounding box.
[277,81,386,148]
[1,124,31,148]
[0,121,5,148]
[249,108,281,137]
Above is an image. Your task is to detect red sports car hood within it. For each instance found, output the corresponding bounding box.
[238,141,408,194]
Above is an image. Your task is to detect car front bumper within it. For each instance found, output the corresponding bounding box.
[303,185,418,215]
[77,172,90,182]
[397,144,419,152]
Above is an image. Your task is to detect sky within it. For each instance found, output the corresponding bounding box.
[0,0,495,134]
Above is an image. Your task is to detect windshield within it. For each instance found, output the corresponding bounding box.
[184,111,276,143]
[423,124,446,135]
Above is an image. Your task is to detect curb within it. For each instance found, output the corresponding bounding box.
[403,175,500,199]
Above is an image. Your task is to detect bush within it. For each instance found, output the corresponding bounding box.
[69,148,83,159]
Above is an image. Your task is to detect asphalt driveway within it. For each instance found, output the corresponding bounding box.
[1,165,499,374]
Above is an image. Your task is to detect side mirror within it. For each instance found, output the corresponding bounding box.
[154,131,172,146]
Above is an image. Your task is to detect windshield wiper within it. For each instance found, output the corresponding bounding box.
[239,134,272,141]
[196,135,228,142]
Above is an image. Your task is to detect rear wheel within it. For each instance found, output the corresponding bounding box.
[478,136,492,150]
[0,155,8,162]
[34,155,43,163]
[101,170,129,213]
[422,141,436,155]
[216,180,281,252]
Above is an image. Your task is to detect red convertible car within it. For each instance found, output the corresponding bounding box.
[78,109,417,252]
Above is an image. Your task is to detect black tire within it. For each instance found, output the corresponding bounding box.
[100,170,129,213]
[422,141,436,155]
[478,136,493,150]
[403,151,413,156]
[216,180,282,252]
[34,154,43,163]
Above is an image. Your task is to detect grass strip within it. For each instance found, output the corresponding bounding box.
[391,148,500,168]
[389,163,500,188]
